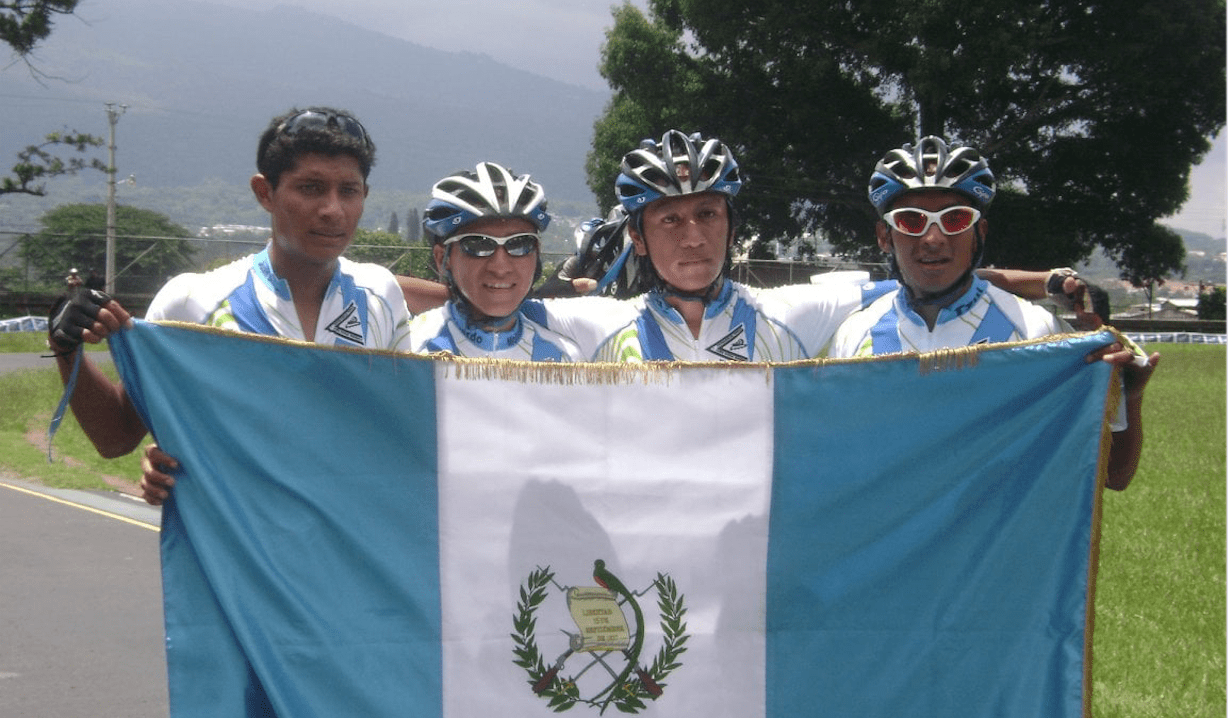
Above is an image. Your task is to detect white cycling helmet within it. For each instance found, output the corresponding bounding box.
[867,136,996,216]
[423,162,551,241]
[615,130,742,214]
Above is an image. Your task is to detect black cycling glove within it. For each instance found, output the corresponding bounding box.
[48,286,112,352]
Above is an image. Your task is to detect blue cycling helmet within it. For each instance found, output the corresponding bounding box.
[422,162,551,242]
[867,136,996,216]
[615,130,742,215]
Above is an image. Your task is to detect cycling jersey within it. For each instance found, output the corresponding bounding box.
[144,247,412,351]
[826,277,1068,358]
[576,278,894,362]
[408,299,584,361]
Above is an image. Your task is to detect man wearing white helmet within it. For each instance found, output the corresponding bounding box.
[409,162,585,360]
[827,136,1159,489]
[546,130,897,362]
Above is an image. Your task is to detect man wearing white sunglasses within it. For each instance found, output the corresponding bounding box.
[407,162,585,360]
[828,136,1158,489]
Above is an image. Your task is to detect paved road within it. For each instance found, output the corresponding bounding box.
[0,477,167,717]
[0,352,111,374]
[0,351,167,715]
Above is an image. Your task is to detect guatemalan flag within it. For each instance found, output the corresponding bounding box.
[108,320,1118,718]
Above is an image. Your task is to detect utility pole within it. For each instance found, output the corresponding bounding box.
[104,102,128,294]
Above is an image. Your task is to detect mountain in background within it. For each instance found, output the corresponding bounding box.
[1,0,609,208]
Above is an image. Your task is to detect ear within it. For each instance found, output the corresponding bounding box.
[251,174,274,211]
[976,218,988,241]
[875,221,893,254]
[432,244,446,268]
[628,227,648,257]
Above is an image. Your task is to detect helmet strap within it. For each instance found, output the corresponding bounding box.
[439,243,535,331]
[894,226,985,310]
[636,198,737,306]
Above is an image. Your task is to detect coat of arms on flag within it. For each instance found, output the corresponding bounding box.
[514,562,688,714]
[108,321,1116,718]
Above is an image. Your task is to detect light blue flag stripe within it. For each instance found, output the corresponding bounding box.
[767,333,1112,717]
[111,321,443,717]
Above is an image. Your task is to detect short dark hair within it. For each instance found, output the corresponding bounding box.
[1087,283,1111,325]
[256,107,376,188]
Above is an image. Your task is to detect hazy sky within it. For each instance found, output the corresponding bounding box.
[81,0,1228,237]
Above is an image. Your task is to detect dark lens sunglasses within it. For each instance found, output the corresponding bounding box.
[277,110,373,149]
[444,233,539,258]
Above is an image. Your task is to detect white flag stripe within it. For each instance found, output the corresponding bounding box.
[437,366,774,715]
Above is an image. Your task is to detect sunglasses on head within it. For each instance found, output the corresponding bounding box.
[277,110,373,149]
[883,206,981,236]
[444,233,540,258]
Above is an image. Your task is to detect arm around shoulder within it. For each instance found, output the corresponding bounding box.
[397,275,449,315]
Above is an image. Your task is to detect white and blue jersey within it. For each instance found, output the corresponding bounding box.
[408,299,584,361]
[571,279,894,363]
[825,277,1068,358]
[144,247,413,351]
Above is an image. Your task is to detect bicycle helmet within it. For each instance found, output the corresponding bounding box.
[422,161,551,241]
[422,162,550,327]
[615,130,742,214]
[867,136,996,216]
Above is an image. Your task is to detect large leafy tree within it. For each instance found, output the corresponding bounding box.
[2,0,102,197]
[20,203,195,294]
[589,0,1225,279]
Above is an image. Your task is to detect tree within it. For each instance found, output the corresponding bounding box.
[1197,285,1226,321]
[1,130,105,196]
[589,0,1225,277]
[2,1,104,197]
[387,211,399,236]
[345,228,435,280]
[406,207,421,244]
[20,203,195,294]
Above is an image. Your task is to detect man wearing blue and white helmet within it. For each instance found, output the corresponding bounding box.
[580,130,871,362]
[867,135,998,314]
[409,162,583,360]
[830,136,1159,489]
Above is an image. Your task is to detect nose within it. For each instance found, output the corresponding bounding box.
[677,218,707,246]
[318,188,346,218]
[919,221,947,246]
[485,246,516,271]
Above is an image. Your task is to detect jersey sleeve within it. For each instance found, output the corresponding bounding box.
[541,296,641,361]
[758,279,897,357]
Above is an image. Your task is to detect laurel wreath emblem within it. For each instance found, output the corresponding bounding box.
[512,566,689,714]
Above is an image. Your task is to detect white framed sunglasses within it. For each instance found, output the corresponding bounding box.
[443,233,539,258]
[883,206,982,236]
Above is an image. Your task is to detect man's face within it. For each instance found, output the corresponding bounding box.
[253,151,367,270]
[631,192,730,293]
[877,189,985,298]
[435,216,539,325]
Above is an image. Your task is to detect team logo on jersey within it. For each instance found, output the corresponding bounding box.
[707,324,750,361]
[513,561,688,714]
[325,302,364,344]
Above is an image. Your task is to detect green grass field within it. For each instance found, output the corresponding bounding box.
[0,336,1223,716]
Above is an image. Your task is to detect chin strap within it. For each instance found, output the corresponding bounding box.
[643,210,736,307]
[890,225,986,312]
